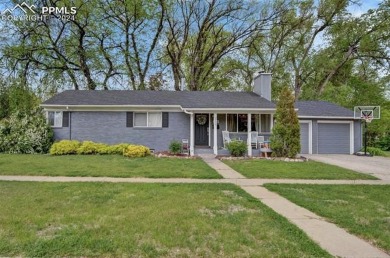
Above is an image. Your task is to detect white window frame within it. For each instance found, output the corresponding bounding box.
[133,112,162,128]
[47,111,63,128]
[259,114,272,133]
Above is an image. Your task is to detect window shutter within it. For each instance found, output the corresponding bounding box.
[162,112,169,128]
[126,112,133,127]
[62,112,70,127]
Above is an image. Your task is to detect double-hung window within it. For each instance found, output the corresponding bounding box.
[48,111,63,127]
[134,112,162,127]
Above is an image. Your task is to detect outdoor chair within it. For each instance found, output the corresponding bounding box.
[181,139,189,155]
[250,132,259,149]
[222,131,231,148]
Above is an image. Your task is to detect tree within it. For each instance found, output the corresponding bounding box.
[270,87,300,158]
[164,0,279,91]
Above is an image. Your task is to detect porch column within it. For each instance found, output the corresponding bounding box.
[247,113,252,157]
[270,113,274,130]
[190,113,194,156]
[213,113,218,155]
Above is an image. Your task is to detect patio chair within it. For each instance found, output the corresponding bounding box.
[181,139,189,155]
[257,136,265,148]
[250,132,259,149]
[222,131,231,148]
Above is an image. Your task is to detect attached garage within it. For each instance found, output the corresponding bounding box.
[317,122,353,154]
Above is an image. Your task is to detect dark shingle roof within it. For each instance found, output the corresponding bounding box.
[42,90,276,109]
[295,101,354,118]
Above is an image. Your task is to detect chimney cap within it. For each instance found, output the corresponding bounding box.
[254,71,272,79]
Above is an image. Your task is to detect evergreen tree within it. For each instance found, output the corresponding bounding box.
[270,87,300,158]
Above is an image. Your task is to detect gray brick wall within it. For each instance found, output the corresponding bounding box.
[53,111,190,151]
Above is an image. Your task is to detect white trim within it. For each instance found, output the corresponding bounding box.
[299,120,312,154]
[190,114,194,156]
[208,114,211,147]
[133,112,162,128]
[47,111,63,128]
[213,113,218,155]
[317,120,354,154]
[184,108,276,112]
[41,104,182,108]
[247,113,252,157]
[43,107,182,112]
[299,116,357,119]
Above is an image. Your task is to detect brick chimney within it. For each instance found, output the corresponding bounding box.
[253,72,272,101]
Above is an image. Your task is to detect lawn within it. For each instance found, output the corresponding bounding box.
[0,182,329,257]
[265,184,390,254]
[0,154,221,178]
[223,159,376,179]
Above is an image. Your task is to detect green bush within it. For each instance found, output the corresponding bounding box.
[77,141,108,155]
[376,135,390,151]
[169,140,182,154]
[50,140,81,155]
[227,140,247,157]
[0,109,54,154]
[123,145,151,158]
[99,143,130,155]
[363,147,387,157]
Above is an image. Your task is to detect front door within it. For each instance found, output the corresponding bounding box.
[195,114,208,146]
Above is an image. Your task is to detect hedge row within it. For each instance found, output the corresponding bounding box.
[50,140,150,157]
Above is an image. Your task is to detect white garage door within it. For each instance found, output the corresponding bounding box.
[318,123,351,154]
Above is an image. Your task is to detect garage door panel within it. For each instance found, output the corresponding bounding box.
[318,123,350,154]
[300,123,309,154]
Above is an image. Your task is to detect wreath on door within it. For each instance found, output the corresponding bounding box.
[196,115,207,125]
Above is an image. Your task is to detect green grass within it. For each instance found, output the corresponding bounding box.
[0,154,221,178]
[223,159,377,179]
[265,184,390,253]
[0,182,330,257]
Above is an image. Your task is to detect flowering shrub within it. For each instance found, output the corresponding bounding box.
[123,144,151,158]
[99,143,130,155]
[0,109,53,154]
[77,141,108,155]
[50,140,81,155]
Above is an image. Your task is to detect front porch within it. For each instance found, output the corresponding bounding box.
[187,112,274,157]
[194,146,263,156]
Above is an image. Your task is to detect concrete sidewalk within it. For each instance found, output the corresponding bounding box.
[199,155,390,258]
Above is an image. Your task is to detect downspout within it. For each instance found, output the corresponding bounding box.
[181,108,195,156]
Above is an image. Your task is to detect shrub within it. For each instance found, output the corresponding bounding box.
[363,147,387,157]
[169,140,182,154]
[270,87,300,158]
[77,141,108,155]
[0,109,54,154]
[227,140,247,157]
[376,135,390,151]
[99,143,130,155]
[123,144,151,158]
[50,140,81,155]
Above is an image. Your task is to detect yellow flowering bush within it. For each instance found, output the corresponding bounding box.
[99,143,130,155]
[123,144,151,158]
[50,140,81,155]
[77,141,108,155]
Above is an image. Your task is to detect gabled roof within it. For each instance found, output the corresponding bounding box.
[295,101,355,118]
[41,90,276,109]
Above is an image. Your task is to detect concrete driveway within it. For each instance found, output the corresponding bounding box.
[304,154,390,180]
